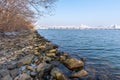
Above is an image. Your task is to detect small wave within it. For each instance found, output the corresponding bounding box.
[76,48,105,50]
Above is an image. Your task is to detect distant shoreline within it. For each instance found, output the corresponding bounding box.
[37,28,120,30]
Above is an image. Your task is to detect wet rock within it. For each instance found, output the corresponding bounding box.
[10,68,19,79]
[1,74,12,80]
[63,58,84,71]
[51,68,68,80]
[14,73,32,80]
[17,54,34,66]
[69,69,88,78]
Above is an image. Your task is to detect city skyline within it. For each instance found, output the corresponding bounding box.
[37,0,120,27]
[35,24,120,29]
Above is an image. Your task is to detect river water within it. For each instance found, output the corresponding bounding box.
[38,29,120,80]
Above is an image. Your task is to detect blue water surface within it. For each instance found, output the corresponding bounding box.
[38,29,120,79]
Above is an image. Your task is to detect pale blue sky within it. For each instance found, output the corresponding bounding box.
[38,0,120,27]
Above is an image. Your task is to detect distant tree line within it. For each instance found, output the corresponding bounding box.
[0,0,57,32]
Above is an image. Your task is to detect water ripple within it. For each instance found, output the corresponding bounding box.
[38,29,120,79]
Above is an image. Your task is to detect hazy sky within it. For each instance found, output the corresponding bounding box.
[38,0,120,27]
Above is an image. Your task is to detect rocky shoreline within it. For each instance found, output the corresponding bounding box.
[0,30,88,80]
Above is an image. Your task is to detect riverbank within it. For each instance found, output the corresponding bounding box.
[0,30,88,80]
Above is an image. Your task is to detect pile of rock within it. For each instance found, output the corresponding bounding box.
[0,30,88,80]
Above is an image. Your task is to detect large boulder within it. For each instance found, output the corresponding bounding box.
[69,69,88,78]
[50,68,68,80]
[63,58,84,70]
